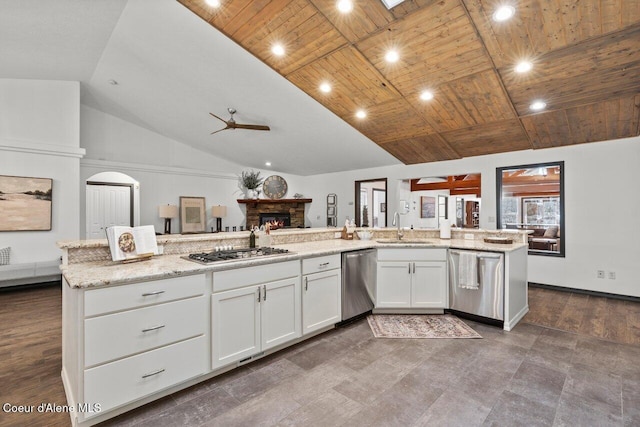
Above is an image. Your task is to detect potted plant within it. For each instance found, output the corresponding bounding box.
[240,170,263,199]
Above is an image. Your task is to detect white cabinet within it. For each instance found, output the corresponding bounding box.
[411,262,447,308]
[211,262,301,369]
[302,254,341,335]
[376,249,447,309]
[377,262,412,308]
[76,274,208,417]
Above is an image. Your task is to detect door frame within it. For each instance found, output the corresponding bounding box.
[354,178,387,227]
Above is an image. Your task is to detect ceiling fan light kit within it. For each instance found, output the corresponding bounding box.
[209,108,270,135]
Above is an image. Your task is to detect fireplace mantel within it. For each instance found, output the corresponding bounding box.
[237,198,312,206]
[238,198,312,228]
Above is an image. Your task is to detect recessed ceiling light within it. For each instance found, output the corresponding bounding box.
[205,0,221,7]
[515,61,532,73]
[271,44,285,56]
[336,0,353,13]
[265,161,272,167]
[492,5,515,22]
[385,50,399,63]
[356,110,367,119]
[319,82,332,93]
[419,90,434,101]
[530,100,547,111]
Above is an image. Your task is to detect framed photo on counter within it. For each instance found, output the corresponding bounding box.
[179,196,206,233]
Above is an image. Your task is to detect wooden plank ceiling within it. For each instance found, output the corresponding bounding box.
[178,0,640,164]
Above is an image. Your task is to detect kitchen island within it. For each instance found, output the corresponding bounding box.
[58,228,528,426]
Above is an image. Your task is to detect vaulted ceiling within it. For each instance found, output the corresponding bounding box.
[178,0,640,164]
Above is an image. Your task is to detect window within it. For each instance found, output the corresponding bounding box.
[496,162,565,257]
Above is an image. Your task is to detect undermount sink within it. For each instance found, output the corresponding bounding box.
[376,239,435,244]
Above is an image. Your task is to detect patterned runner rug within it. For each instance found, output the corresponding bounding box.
[367,314,482,339]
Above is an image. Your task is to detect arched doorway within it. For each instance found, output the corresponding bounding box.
[85,172,140,239]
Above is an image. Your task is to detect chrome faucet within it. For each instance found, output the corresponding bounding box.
[392,212,404,240]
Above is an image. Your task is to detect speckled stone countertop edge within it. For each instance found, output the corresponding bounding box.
[62,238,527,289]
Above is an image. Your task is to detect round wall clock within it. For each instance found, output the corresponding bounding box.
[263,175,288,199]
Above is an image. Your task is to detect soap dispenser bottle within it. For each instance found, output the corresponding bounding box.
[249,227,256,248]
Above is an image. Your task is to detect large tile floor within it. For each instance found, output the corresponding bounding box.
[1,284,639,426]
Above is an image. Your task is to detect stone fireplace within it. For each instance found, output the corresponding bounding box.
[238,198,312,229]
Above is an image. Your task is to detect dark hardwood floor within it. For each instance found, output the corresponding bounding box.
[524,285,640,346]
[0,284,68,427]
[1,283,638,426]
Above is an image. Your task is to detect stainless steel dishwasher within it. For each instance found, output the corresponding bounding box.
[449,250,504,321]
[341,249,376,322]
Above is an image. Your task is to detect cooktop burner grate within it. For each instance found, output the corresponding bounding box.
[184,247,291,264]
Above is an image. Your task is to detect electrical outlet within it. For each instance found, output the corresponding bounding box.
[464,234,474,240]
[597,270,605,279]
[608,271,616,280]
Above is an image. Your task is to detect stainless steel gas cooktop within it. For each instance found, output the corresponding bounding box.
[184,247,291,264]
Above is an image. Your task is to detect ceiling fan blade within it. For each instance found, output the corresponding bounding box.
[209,112,227,124]
[233,124,271,131]
[210,125,231,135]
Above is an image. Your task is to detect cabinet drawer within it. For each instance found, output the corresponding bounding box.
[213,260,299,292]
[84,296,206,367]
[83,335,207,415]
[302,254,341,275]
[377,248,446,262]
[84,274,205,317]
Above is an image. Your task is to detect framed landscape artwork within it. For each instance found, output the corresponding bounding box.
[0,175,53,231]
[420,196,436,219]
[179,196,206,233]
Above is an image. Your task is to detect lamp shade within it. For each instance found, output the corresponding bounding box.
[211,205,227,218]
[158,204,179,219]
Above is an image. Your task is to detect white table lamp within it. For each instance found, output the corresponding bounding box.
[211,205,227,232]
[158,204,179,234]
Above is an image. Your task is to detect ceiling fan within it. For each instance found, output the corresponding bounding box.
[209,108,270,135]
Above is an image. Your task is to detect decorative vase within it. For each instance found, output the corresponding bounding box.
[246,189,257,199]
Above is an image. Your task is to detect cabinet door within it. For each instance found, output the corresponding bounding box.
[411,261,448,308]
[302,269,341,335]
[261,277,301,351]
[376,262,411,308]
[211,285,260,369]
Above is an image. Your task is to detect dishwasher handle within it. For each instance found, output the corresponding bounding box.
[449,250,502,259]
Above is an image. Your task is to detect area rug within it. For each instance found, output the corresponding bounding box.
[367,314,482,339]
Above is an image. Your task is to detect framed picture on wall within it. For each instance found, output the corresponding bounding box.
[0,175,53,231]
[420,196,436,218]
[179,196,206,234]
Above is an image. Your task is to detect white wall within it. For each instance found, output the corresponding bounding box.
[0,79,84,264]
[80,106,307,234]
[302,136,640,298]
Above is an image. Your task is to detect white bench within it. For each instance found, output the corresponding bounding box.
[0,259,61,288]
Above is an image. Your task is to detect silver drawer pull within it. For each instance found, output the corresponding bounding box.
[141,368,165,379]
[319,262,330,268]
[142,290,165,297]
[142,324,165,333]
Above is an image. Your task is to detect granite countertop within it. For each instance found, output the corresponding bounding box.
[61,237,527,289]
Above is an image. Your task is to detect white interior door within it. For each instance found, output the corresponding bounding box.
[86,184,132,239]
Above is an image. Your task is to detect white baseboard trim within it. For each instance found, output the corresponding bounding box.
[504,305,529,331]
